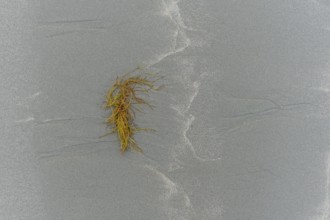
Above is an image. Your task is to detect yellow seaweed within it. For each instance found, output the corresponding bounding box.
[104,67,161,153]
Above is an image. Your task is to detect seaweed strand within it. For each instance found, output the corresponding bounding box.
[104,67,160,153]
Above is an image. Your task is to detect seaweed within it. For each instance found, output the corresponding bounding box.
[103,67,161,153]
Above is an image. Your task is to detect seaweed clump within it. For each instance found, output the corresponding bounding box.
[104,67,161,153]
